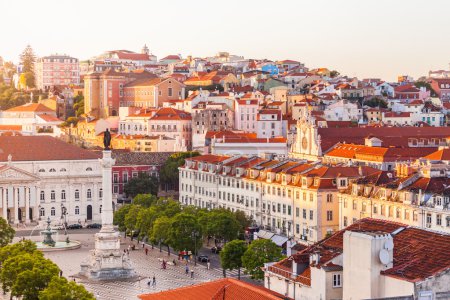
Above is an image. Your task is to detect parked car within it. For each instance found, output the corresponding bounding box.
[198,255,209,263]
[67,224,83,229]
[211,246,222,254]
[87,223,102,229]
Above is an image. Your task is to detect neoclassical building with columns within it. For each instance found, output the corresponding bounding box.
[0,135,102,225]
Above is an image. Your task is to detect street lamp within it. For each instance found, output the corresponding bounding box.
[191,230,200,266]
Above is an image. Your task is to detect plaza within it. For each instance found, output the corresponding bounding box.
[19,230,249,300]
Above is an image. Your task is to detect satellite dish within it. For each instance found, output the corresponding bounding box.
[384,239,394,251]
[379,249,390,265]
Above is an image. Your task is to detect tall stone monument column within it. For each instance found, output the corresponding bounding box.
[80,150,135,280]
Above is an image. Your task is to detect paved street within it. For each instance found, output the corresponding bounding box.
[17,231,254,300]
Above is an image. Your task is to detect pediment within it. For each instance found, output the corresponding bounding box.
[0,165,40,183]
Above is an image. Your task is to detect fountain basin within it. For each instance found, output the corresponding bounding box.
[35,241,81,252]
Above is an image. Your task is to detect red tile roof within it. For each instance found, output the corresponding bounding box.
[0,136,100,162]
[0,125,22,131]
[423,148,450,161]
[269,218,450,284]
[37,114,62,122]
[5,103,54,113]
[149,107,191,121]
[138,278,286,300]
[116,52,151,61]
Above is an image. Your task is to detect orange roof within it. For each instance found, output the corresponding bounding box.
[423,148,450,161]
[5,103,54,113]
[149,107,191,121]
[0,125,22,131]
[138,278,286,300]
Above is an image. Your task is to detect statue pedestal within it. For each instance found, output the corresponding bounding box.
[80,150,135,281]
[80,231,136,280]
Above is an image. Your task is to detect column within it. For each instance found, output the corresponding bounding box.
[30,186,37,221]
[25,187,30,224]
[2,188,6,220]
[100,150,114,231]
[11,187,18,224]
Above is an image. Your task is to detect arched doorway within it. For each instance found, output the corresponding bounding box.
[86,205,92,221]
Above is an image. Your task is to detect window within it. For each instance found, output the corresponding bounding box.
[296,207,299,217]
[99,188,103,199]
[60,168,67,172]
[373,205,378,214]
[309,210,313,220]
[39,169,45,173]
[343,216,348,227]
[99,205,102,214]
[75,206,80,215]
[86,167,93,171]
[437,214,442,226]
[352,200,357,210]
[51,207,56,216]
[75,189,80,200]
[303,209,306,219]
[40,191,45,201]
[87,189,92,199]
[113,173,119,183]
[61,190,66,200]
[327,194,333,203]
[123,173,128,183]
[50,190,56,201]
[327,211,333,221]
[113,185,119,194]
[168,87,173,97]
[49,168,56,172]
[39,207,45,217]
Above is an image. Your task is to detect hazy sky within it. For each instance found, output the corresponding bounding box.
[1,0,449,81]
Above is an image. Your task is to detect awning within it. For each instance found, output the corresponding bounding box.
[271,234,289,247]
[257,230,275,240]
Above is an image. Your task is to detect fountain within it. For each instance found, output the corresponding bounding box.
[34,217,81,252]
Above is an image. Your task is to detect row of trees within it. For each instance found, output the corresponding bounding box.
[114,194,283,280]
[0,218,94,300]
[114,195,251,254]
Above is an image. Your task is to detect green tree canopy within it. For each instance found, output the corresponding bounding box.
[0,240,38,265]
[207,209,241,243]
[113,204,132,232]
[364,97,388,108]
[124,204,144,234]
[133,194,157,208]
[220,239,247,279]
[19,45,36,88]
[168,212,202,253]
[159,151,200,190]
[234,210,253,234]
[151,216,172,253]
[0,217,15,247]
[124,172,159,198]
[1,252,59,299]
[242,239,282,280]
[39,276,95,300]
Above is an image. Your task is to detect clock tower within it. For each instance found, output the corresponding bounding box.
[289,110,322,160]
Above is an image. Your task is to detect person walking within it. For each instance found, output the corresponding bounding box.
[145,248,148,255]
[152,275,156,288]
[190,269,194,279]
[185,265,189,275]
[207,261,210,270]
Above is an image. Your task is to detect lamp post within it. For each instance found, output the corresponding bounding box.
[191,231,199,266]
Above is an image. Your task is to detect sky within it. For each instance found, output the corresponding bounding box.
[0,0,449,81]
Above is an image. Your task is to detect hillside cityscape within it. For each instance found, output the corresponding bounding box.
[1,12,450,300]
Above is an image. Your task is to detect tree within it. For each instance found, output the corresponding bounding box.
[330,70,340,78]
[159,151,200,191]
[123,172,159,198]
[113,204,132,232]
[133,194,157,208]
[19,45,36,88]
[124,205,143,235]
[135,207,157,241]
[0,217,15,247]
[364,97,388,108]
[1,253,59,299]
[0,240,37,264]
[242,239,282,280]
[234,210,253,235]
[207,209,241,243]
[168,212,202,253]
[39,276,94,300]
[220,240,247,279]
[151,216,172,254]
